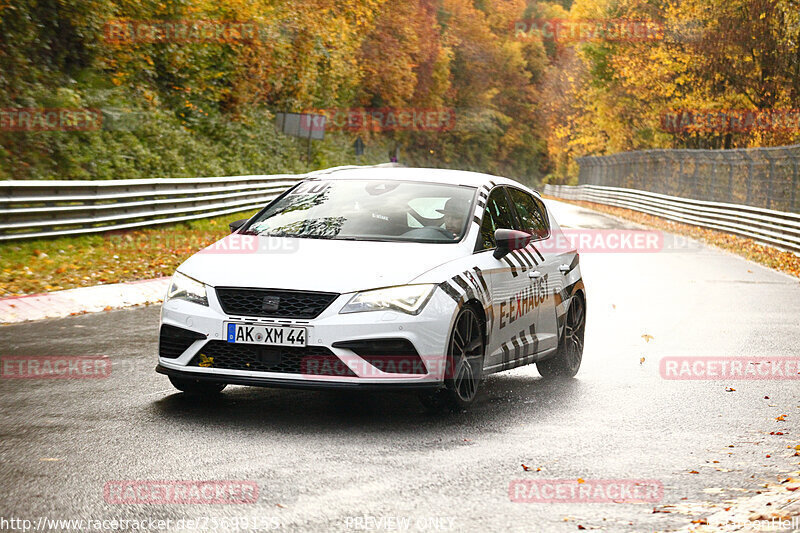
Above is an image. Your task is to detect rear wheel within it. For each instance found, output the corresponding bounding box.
[168,376,226,395]
[537,293,585,378]
[420,306,485,411]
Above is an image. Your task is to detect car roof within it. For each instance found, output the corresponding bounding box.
[307,166,540,196]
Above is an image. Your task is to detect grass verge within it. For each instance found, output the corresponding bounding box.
[0,211,255,297]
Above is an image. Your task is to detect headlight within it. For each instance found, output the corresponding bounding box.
[165,272,208,306]
[340,284,436,315]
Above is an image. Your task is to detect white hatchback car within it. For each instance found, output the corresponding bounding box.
[156,167,585,409]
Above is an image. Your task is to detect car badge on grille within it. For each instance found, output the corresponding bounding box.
[262,296,281,312]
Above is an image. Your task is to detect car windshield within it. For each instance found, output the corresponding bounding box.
[246,179,476,243]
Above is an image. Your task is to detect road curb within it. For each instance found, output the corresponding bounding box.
[0,277,170,324]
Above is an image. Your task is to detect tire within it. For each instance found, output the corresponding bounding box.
[537,293,585,378]
[168,376,227,395]
[419,305,485,411]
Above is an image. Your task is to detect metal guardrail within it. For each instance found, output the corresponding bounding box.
[0,164,394,241]
[543,184,800,254]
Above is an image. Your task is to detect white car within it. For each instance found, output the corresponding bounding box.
[156,167,585,409]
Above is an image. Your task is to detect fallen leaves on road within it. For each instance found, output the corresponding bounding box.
[641,334,654,343]
[725,387,736,392]
[776,415,787,421]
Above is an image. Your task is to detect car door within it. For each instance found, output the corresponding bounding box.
[506,187,559,354]
[475,187,540,372]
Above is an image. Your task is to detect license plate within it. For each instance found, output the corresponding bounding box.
[226,323,307,347]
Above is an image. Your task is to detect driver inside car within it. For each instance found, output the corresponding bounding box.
[437,197,469,239]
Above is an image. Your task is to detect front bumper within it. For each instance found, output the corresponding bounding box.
[155,364,441,391]
[157,287,457,388]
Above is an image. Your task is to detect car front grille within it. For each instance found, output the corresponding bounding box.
[188,341,356,376]
[215,288,339,319]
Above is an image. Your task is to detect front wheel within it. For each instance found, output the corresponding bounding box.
[168,376,227,395]
[420,306,485,411]
[537,293,585,378]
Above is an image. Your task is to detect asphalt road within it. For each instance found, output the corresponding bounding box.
[1,200,799,533]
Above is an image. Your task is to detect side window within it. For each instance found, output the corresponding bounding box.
[478,188,517,250]
[508,188,549,240]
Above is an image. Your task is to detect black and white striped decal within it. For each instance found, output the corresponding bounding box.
[467,267,493,332]
[501,255,519,277]
[477,189,488,209]
[438,267,494,339]
[530,243,545,262]
[473,184,491,228]
[553,275,580,333]
[500,323,537,370]
[439,280,462,303]
[502,241,543,277]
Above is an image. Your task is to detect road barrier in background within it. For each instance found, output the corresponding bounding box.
[543,183,800,253]
[575,145,800,213]
[0,164,395,242]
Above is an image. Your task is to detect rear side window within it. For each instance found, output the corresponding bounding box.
[478,187,517,250]
[507,188,549,240]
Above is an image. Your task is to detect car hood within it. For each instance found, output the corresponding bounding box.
[178,235,466,294]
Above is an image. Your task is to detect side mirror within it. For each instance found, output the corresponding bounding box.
[493,228,531,259]
[228,219,248,233]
